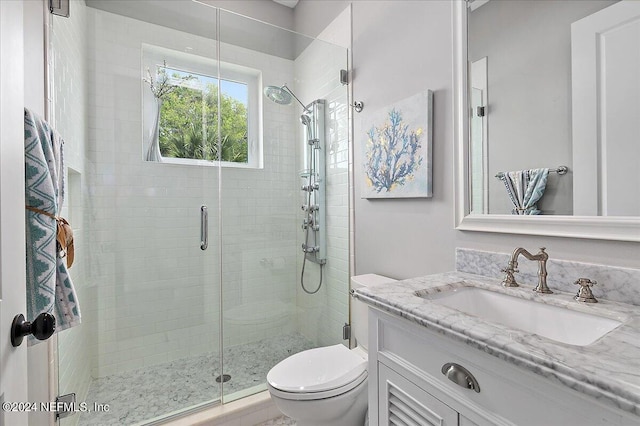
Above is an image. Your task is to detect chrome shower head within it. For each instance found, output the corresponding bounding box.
[264,84,310,113]
[264,85,292,105]
[300,114,311,126]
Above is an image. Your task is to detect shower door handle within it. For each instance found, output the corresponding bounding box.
[200,205,208,250]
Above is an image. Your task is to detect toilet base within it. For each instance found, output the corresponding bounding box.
[269,377,368,426]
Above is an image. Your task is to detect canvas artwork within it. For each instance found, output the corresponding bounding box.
[362,90,433,199]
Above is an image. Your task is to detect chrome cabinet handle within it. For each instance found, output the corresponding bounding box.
[441,362,480,393]
[200,205,208,250]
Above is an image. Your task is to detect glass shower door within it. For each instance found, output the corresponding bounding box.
[52,1,223,424]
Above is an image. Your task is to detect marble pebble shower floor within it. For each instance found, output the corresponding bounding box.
[78,333,312,426]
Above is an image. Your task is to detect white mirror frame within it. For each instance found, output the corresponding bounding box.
[452,0,640,242]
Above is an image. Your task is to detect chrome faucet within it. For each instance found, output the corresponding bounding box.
[501,247,552,294]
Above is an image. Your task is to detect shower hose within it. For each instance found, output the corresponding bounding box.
[301,144,323,295]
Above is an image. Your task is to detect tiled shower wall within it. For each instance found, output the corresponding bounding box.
[293,9,351,348]
[84,6,298,377]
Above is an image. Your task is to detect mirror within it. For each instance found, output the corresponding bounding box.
[453,0,640,241]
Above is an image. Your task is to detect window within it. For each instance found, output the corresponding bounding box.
[143,45,262,168]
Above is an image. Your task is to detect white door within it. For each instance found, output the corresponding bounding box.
[0,1,29,425]
[572,0,640,216]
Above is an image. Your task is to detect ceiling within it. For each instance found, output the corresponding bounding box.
[272,0,299,8]
[85,0,312,60]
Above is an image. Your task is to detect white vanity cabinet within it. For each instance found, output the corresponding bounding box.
[368,308,638,426]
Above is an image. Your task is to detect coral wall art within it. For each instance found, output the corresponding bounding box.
[362,90,433,198]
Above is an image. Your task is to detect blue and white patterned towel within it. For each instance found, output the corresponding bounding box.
[497,168,549,215]
[25,108,81,343]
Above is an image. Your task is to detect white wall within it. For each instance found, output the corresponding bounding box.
[296,0,639,281]
[294,0,348,38]
[351,0,457,279]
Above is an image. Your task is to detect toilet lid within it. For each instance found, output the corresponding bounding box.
[267,344,367,393]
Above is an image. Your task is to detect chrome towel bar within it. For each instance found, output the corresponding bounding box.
[495,165,568,179]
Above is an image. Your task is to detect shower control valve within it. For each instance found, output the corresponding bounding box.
[301,204,319,212]
[303,219,320,231]
[301,183,319,192]
[302,244,319,253]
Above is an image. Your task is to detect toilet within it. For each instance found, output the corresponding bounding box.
[267,274,397,426]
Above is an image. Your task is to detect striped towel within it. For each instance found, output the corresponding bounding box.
[497,168,549,215]
[25,108,81,343]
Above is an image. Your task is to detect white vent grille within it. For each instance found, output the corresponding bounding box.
[388,385,445,426]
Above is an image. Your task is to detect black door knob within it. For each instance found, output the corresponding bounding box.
[11,313,56,347]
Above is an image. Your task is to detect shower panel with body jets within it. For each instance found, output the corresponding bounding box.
[264,85,326,294]
[300,99,326,293]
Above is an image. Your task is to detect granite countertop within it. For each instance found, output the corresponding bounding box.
[353,271,640,417]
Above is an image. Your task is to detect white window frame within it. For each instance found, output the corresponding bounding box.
[142,44,263,168]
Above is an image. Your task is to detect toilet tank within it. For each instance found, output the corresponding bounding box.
[351,274,397,350]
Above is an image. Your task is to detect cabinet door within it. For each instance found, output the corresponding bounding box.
[379,363,458,426]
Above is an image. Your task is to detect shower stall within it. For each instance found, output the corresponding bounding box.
[50,1,350,424]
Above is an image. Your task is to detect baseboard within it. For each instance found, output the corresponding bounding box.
[164,391,282,426]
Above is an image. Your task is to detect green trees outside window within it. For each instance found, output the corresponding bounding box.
[158,68,249,163]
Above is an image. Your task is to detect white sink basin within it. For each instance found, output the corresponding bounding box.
[421,287,621,346]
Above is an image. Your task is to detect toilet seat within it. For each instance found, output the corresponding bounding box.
[267,344,367,401]
[268,370,367,401]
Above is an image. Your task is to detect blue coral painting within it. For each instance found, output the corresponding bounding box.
[363,90,433,198]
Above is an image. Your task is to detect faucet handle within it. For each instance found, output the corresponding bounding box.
[574,277,597,287]
[574,278,598,303]
[500,267,519,287]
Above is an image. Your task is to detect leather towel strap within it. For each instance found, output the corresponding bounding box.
[25,205,75,268]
